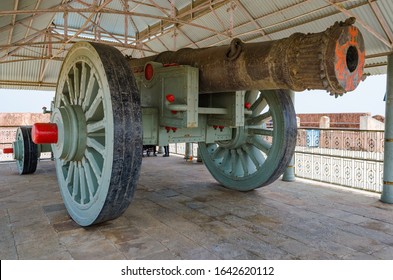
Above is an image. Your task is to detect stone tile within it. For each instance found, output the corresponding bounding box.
[52,220,81,233]
[58,228,106,246]
[117,236,169,259]
[101,227,145,244]
[277,239,336,260]
[17,239,71,260]
[0,245,18,259]
[12,221,58,245]
[1,158,393,261]
[43,203,66,213]
[67,240,125,260]
[46,209,71,224]
[138,250,182,260]
[8,205,48,224]
[372,246,393,259]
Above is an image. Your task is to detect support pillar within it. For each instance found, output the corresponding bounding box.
[184,143,192,160]
[381,54,393,203]
[197,147,202,162]
[283,90,296,182]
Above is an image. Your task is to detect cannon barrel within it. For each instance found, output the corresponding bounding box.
[130,18,365,95]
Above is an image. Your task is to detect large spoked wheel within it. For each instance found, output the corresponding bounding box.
[199,90,297,191]
[52,42,142,226]
[13,126,38,175]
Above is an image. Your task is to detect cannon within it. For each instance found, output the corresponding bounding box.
[28,18,364,226]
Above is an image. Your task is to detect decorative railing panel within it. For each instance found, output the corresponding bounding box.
[295,128,384,193]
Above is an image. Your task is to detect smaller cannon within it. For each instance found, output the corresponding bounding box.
[30,18,364,226]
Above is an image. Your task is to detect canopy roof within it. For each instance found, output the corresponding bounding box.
[0,0,392,90]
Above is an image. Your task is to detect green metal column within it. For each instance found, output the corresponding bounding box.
[184,143,192,160]
[381,54,393,203]
[282,90,296,182]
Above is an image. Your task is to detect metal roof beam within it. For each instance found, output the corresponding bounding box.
[7,0,20,45]
[0,55,63,64]
[181,0,314,47]
[233,0,270,40]
[368,0,393,47]
[24,0,43,39]
[186,0,369,48]
[0,80,56,88]
[0,29,47,62]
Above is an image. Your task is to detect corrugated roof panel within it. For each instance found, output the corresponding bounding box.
[0,15,12,30]
[190,34,226,48]
[179,22,219,47]
[213,2,251,29]
[0,0,14,29]
[377,0,393,38]
[189,11,228,34]
[155,30,191,51]
[242,0,294,27]
[0,29,11,46]
[145,38,171,53]
[364,64,387,75]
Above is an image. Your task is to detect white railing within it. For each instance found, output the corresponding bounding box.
[294,128,384,193]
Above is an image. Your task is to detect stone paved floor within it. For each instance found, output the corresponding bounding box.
[1,155,393,260]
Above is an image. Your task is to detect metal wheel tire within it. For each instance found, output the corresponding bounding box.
[199,90,297,191]
[14,126,38,175]
[53,42,142,226]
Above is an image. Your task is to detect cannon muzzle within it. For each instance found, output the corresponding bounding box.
[130,18,364,96]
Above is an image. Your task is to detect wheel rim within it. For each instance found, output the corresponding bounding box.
[199,90,297,191]
[53,42,142,226]
[14,126,38,175]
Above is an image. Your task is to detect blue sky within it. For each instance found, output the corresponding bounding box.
[0,74,387,116]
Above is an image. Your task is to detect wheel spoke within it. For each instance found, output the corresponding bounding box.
[242,144,263,168]
[247,136,271,154]
[73,65,80,104]
[248,128,273,137]
[220,149,231,170]
[246,110,272,125]
[78,163,87,204]
[82,71,96,111]
[212,146,225,160]
[230,149,237,175]
[250,92,268,115]
[85,90,103,121]
[79,62,87,105]
[85,150,102,181]
[237,149,249,176]
[61,94,71,107]
[66,75,75,105]
[82,157,96,198]
[72,163,80,200]
[245,90,259,105]
[87,137,105,156]
[87,119,106,134]
[65,162,75,187]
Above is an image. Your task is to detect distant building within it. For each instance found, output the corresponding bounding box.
[297,113,384,130]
